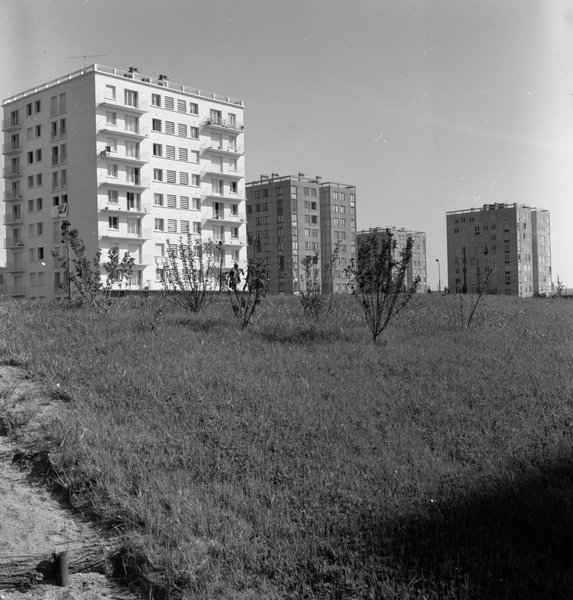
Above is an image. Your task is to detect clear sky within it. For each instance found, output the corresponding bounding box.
[2,0,573,289]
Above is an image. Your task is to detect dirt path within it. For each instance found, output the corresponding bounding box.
[0,366,140,599]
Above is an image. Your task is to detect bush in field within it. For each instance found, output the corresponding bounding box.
[159,236,220,312]
[298,243,340,319]
[345,230,419,343]
[227,261,269,329]
[52,220,134,307]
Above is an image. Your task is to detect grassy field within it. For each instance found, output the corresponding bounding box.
[1,293,573,599]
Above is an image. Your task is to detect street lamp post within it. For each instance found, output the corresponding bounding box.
[435,258,441,294]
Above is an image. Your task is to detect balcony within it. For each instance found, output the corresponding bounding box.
[201,118,244,133]
[50,102,67,117]
[201,167,242,180]
[2,142,21,155]
[4,192,23,202]
[6,261,25,273]
[96,120,148,139]
[3,166,22,178]
[99,229,150,243]
[51,183,68,193]
[4,237,24,249]
[201,143,244,156]
[207,212,245,225]
[97,175,150,189]
[97,93,148,114]
[98,149,148,164]
[2,118,21,131]
[99,202,150,216]
[4,213,23,225]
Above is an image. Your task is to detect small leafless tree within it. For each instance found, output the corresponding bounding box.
[345,231,419,343]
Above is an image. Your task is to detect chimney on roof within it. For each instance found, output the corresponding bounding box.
[271,172,279,178]
[260,174,269,181]
[128,66,139,73]
[315,176,321,181]
[298,172,305,179]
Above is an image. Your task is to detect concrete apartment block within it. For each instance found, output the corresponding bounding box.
[2,64,246,297]
[245,174,357,294]
[446,203,551,296]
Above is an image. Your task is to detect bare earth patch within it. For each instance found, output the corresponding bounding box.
[0,366,139,600]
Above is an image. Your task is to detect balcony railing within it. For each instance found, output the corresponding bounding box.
[3,166,22,178]
[4,213,23,225]
[2,118,21,131]
[96,93,148,113]
[201,142,244,156]
[201,118,244,132]
[97,175,150,189]
[201,166,242,179]
[6,261,25,272]
[2,142,21,154]
[50,102,67,117]
[99,202,150,214]
[96,120,148,138]
[98,149,148,163]
[4,237,24,248]
[4,192,23,202]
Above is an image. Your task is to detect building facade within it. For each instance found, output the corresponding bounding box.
[356,227,428,292]
[446,203,551,296]
[245,174,356,294]
[2,64,246,298]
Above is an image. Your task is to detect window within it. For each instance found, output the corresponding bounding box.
[125,141,139,158]
[231,227,239,239]
[192,174,200,186]
[27,151,33,164]
[180,196,189,209]
[179,172,189,185]
[126,167,139,183]
[166,170,176,183]
[106,111,117,125]
[32,101,40,114]
[108,190,119,204]
[231,203,238,216]
[155,243,165,257]
[152,119,162,132]
[166,145,176,159]
[151,93,161,107]
[167,194,177,208]
[108,216,119,230]
[189,102,198,114]
[193,221,201,234]
[168,219,177,233]
[230,181,238,194]
[26,103,32,116]
[177,99,186,113]
[166,121,175,135]
[153,143,162,157]
[179,148,188,161]
[210,109,222,124]
[60,119,66,136]
[154,218,165,231]
[127,218,140,235]
[35,125,42,138]
[153,169,163,181]
[192,197,200,210]
[36,173,43,186]
[164,97,174,111]
[178,123,187,137]
[154,193,164,206]
[35,149,42,162]
[124,89,138,108]
[127,192,140,210]
[191,150,199,162]
[105,85,116,100]
[180,220,190,234]
[189,126,198,139]
[107,163,119,177]
[124,115,139,133]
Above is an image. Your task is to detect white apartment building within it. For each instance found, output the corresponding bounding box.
[2,64,246,298]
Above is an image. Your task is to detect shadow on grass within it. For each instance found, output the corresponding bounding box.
[330,452,573,600]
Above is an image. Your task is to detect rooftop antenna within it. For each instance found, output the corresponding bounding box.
[67,54,106,67]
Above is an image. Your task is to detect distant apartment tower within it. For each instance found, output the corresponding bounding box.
[446,203,551,296]
[2,64,246,298]
[356,227,428,292]
[245,174,357,294]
